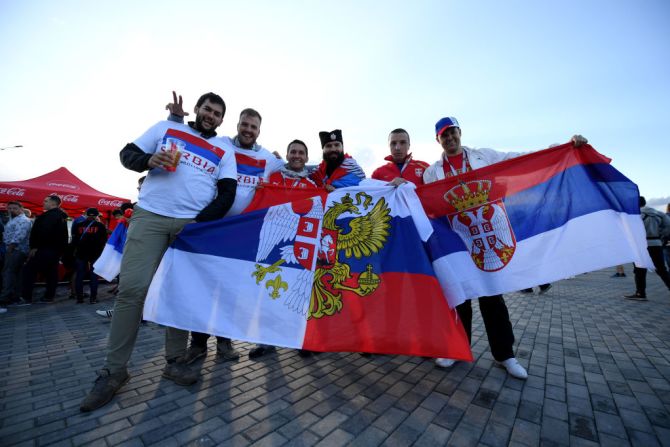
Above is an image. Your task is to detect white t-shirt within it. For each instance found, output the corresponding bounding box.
[221,136,284,216]
[134,121,237,218]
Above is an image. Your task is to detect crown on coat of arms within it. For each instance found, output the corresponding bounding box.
[444,180,491,211]
[340,194,353,205]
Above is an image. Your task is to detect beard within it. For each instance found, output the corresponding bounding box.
[323,151,345,175]
[194,114,215,133]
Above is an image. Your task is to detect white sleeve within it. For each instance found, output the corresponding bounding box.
[132,121,169,154]
[266,153,285,178]
[217,145,238,181]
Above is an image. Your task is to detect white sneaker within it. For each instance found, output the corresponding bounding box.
[435,358,457,368]
[96,309,114,318]
[500,357,528,379]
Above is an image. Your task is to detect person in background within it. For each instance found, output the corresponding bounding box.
[21,195,68,304]
[0,201,32,307]
[611,265,626,278]
[624,196,670,300]
[71,208,107,304]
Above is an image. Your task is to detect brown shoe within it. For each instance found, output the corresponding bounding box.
[80,369,130,412]
[162,360,198,385]
[183,345,207,364]
[216,340,241,361]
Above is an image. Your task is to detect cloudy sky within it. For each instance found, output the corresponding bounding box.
[1,0,668,206]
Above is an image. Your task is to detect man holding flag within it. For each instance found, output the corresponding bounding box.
[167,95,285,363]
[80,92,237,412]
[372,128,428,187]
[310,129,366,191]
[423,116,587,379]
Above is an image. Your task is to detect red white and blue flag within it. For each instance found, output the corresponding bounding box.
[143,184,472,359]
[417,143,651,308]
[93,222,128,281]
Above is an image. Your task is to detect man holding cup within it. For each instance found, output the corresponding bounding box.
[80,92,237,412]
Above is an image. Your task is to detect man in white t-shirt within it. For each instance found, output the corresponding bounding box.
[80,92,237,412]
[167,97,284,362]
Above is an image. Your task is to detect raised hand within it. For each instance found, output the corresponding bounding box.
[571,134,588,147]
[165,91,190,117]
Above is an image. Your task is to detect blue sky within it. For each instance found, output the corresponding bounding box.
[1,0,668,206]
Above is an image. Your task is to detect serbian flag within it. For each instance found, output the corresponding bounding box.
[417,143,651,308]
[143,184,471,359]
[244,183,328,213]
[93,222,128,281]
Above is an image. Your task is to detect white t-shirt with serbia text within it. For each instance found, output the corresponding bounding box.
[220,136,284,216]
[134,121,237,218]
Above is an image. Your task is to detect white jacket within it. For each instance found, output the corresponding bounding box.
[423,146,526,184]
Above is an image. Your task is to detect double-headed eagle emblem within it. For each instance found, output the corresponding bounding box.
[252,192,391,319]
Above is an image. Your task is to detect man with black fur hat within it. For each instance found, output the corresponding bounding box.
[71,208,107,304]
[310,129,365,191]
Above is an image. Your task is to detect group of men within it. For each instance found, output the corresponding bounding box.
[79,90,588,413]
[0,197,118,313]
[1,196,68,310]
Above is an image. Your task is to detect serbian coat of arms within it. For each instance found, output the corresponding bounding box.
[444,180,516,271]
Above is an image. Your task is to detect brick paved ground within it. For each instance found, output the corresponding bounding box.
[1,267,669,446]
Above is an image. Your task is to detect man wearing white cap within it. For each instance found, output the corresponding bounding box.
[424,116,587,379]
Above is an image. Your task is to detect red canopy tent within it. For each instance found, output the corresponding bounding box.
[0,167,130,222]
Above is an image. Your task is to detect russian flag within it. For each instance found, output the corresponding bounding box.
[417,143,652,308]
[143,184,471,359]
[93,223,128,281]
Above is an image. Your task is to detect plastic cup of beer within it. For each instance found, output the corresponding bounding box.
[165,139,184,172]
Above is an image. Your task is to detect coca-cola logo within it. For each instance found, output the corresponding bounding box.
[0,187,26,196]
[46,182,79,190]
[61,194,79,203]
[98,198,123,207]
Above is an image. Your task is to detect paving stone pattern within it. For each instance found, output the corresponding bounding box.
[1,268,669,446]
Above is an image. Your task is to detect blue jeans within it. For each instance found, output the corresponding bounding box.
[75,258,98,299]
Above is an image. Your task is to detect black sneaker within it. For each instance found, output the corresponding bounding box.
[80,369,130,412]
[38,297,55,304]
[183,345,207,364]
[520,288,534,294]
[539,284,553,294]
[624,293,647,301]
[249,345,276,359]
[216,341,241,361]
[76,295,85,304]
[89,296,98,304]
[162,360,198,385]
[10,298,31,307]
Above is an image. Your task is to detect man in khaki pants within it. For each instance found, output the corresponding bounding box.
[80,92,237,412]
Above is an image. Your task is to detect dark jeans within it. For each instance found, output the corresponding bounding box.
[22,248,60,301]
[191,332,231,348]
[633,246,670,295]
[456,294,515,362]
[1,250,27,303]
[75,258,98,298]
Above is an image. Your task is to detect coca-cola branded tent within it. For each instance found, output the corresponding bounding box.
[0,167,130,220]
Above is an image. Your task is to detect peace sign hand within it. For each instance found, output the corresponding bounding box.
[165,91,190,118]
